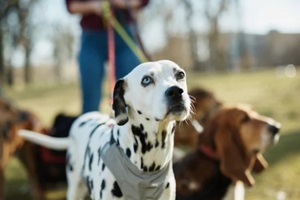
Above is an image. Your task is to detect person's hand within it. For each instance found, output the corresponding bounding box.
[90,1,103,15]
[109,0,127,9]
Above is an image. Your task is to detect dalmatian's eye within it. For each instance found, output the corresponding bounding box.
[175,71,185,80]
[141,75,154,87]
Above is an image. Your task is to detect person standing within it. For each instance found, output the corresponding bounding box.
[65,0,149,113]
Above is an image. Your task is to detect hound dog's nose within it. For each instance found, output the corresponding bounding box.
[268,124,280,135]
[165,86,184,102]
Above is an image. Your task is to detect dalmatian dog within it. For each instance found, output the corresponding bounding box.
[19,60,191,200]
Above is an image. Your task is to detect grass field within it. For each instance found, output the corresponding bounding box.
[3,68,300,200]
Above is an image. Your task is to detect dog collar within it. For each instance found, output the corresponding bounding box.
[101,139,172,200]
[199,144,219,161]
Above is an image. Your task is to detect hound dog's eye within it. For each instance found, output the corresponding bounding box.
[241,114,250,123]
[175,71,185,80]
[141,75,154,87]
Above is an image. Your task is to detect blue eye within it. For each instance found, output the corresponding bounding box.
[141,76,153,87]
[176,71,185,80]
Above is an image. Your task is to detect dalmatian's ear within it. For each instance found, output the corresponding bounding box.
[113,79,128,125]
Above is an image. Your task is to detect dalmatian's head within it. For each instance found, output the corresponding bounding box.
[113,60,191,125]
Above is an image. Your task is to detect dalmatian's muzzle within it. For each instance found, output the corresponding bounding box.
[165,86,185,114]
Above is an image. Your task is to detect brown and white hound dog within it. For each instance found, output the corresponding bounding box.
[0,96,44,200]
[174,88,221,148]
[174,104,280,200]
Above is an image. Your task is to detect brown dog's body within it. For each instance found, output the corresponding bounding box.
[174,88,280,200]
[0,97,45,200]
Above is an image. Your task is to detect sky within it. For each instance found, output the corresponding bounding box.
[13,0,300,66]
[43,0,300,34]
[239,0,300,33]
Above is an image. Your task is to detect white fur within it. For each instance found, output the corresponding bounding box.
[223,181,245,200]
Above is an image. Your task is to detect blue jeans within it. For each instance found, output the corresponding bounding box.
[78,25,140,113]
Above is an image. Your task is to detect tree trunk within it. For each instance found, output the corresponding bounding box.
[24,42,32,84]
[183,0,204,71]
[6,65,14,86]
[0,28,4,86]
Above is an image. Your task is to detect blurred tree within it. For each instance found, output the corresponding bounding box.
[182,0,204,71]
[19,0,37,84]
[0,0,19,86]
[0,28,4,86]
[50,23,75,82]
[0,0,39,86]
[140,0,240,71]
[204,0,230,71]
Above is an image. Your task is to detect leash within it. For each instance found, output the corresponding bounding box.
[102,2,116,105]
[102,2,149,106]
[102,2,149,63]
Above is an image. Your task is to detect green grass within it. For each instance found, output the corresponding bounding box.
[4,68,300,199]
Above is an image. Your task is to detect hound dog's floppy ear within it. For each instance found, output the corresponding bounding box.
[113,79,128,125]
[252,153,268,173]
[215,126,255,187]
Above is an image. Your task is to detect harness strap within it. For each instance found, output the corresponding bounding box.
[101,137,171,200]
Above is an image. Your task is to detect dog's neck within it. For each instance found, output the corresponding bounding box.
[114,115,175,173]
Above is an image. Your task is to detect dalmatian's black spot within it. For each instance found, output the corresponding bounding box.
[155,140,159,147]
[137,110,142,115]
[100,179,106,199]
[140,124,144,131]
[173,67,177,73]
[161,131,167,149]
[155,118,160,122]
[101,162,105,171]
[111,181,123,198]
[132,125,148,154]
[143,166,148,172]
[146,117,150,121]
[98,147,102,165]
[171,124,176,134]
[146,142,153,152]
[166,182,170,189]
[126,148,131,158]
[78,119,92,127]
[149,162,156,172]
[140,157,144,169]
[89,153,94,171]
[133,137,138,153]
[83,123,105,170]
[109,129,115,145]
[116,139,120,146]
[117,129,120,136]
[83,146,91,172]
[86,176,94,195]
[155,165,161,171]
[66,153,73,172]
[89,123,105,138]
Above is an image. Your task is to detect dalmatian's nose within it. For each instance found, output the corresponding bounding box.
[165,86,184,102]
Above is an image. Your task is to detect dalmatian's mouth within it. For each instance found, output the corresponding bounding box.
[167,102,186,115]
